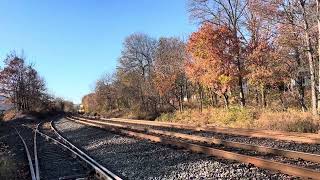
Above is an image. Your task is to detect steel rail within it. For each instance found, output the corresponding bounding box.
[88,116,320,144]
[36,127,118,180]
[67,117,320,180]
[15,127,36,180]
[49,120,122,180]
[33,123,40,180]
[68,117,320,164]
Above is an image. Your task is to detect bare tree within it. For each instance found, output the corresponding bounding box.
[118,33,158,112]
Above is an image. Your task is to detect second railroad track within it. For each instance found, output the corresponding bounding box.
[68,115,320,179]
[15,118,121,180]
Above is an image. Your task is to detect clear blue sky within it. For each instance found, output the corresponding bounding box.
[0,0,196,104]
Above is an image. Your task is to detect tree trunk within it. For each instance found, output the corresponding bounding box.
[261,85,267,108]
[317,0,320,113]
[306,25,317,116]
[211,90,218,107]
[179,85,183,112]
[280,89,288,111]
[178,95,182,112]
[238,72,246,107]
[233,24,246,107]
[198,83,203,112]
[294,47,307,112]
[214,93,218,107]
[185,79,190,102]
[298,79,307,112]
[255,89,259,105]
[223,92,229,109]
[300,0,318,116]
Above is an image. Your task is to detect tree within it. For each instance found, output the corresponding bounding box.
[186,23,238,108]
[81,93,98,114]
[0,52,48,112]
[251,0,318,114]
[118,33,158,113]
[154,37,187,112]
[95,73,118,112]
[188,0,248,107]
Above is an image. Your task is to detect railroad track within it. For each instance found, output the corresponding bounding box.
[15,119,121,180]
[68,115,320,179]
[78,115,320,155]
[98,116,320,144]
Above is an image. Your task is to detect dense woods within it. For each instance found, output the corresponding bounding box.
[82,0,320,131]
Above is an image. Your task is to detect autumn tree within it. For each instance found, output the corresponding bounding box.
[0,52,49,112]
[245,5,283,108]
[95,73,119,112]
[81,93,98,114]
[188,0,248,107]
[247,40,280,107]
[251,0,318,114]
[154,37,187,112]
[186,23,238,108]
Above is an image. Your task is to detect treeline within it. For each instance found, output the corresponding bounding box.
[83,0,320,118]
[0,52,75,113]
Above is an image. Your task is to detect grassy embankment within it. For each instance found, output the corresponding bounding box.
[156,107,320,133]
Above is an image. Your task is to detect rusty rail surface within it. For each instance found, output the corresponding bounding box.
[70,117,320,164]
[87,116,320,144]
[67,116,320,179]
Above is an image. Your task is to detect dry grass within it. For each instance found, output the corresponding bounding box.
[2,110,20,121]
[156,107,320,133]
[255,110,319,133]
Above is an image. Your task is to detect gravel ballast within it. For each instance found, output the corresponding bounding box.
[54,118,296,180]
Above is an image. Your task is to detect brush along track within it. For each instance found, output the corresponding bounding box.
[79,116,320,154]
[36,121,122,180]
[68,116,320,179]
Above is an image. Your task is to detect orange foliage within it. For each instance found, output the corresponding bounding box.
[154,38,186,96]
[246,40,277,87]
[186,23,238,95]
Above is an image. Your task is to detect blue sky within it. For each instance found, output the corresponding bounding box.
[0,0,196,104]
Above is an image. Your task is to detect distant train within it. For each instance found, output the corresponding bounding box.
[78,104,85,114]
